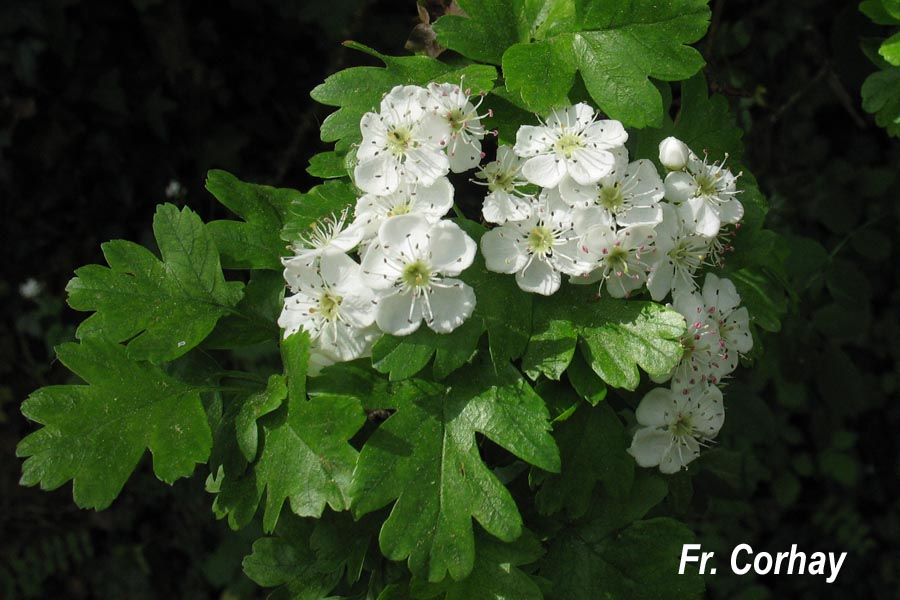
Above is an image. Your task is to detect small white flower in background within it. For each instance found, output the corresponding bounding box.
[352,177,454,240]
[19,278,42,300]
[664,148,743,237]
[360,214,476,335]
[165,179,184,199]
[513,102,628,188]
[354,85,451,195]
[278,251,380,365]
[628,383,724,474]
[283,208,362,269]
[572,208,657,298]
[481,190,592,296]
[658,137,690,171]
[701,273,753,358]
[654,287,734,391]
[559,150,664,228]
[476,145,532,224]
[645,203,712,301]
[426,82,489,173]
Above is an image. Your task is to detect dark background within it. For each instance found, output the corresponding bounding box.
[1,0,897,598]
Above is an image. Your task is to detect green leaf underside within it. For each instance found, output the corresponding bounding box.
[411,531,544,600]
[205,170,298,270]
[243,517,341,600]
[350,356,559,582]
[438,0,710,127]
[534,403,633,518]
[540,471,704,599]
[66,203,243,363]
[523,285,684,390]
[17,339,212,510]
[862,66,900,137]
[311,42,497,146]
[213,333,366,532]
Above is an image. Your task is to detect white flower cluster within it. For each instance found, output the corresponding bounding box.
[278,83,489,374]
[472,104,752,473]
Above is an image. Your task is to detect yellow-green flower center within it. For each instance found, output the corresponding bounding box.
[448,108,467,132]
[318,290,342,321]
[670,414,694,437]
[386,128,414,156]
[489,170,517,193]
[527,226,554,255]
[605,246,629,272]
[695,173,719,197]
[387,202,411,217]
[598,184,624,211]
[553,133,583,159]
[401,260,432,288]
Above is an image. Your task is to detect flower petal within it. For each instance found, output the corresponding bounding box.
[567,146,615,185]
[426,280,476,333]
[355,153,401,196]
[376,290,423,336]
[514,125,553,156]
[664,171,698,203]
[635,387,677,427]
[428,220,476,275]
[683,196,722,237]
[627,427,672,468]
[516,258,561,295]
[522,154,567,188]
[481,227,528,274]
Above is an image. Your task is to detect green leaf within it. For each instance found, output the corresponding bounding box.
[371,318,483,381]
[205,170,298,270]
[411,530,545,600]
[280,180,359,245]
[729,269,788,333]
[243,516,341,600]
[17,340,212,510]
[432,0,525,65]
[862,66,900,137]
[565,348,607,405]
[213,333,367,532]
[350,356,559,582]
[880,31,900,65]
[67,203,244,362]
[234,375,288,463]
[311,42,497,145]
[203,269,284,349]
[533,403,633,518]
[540,471,703,600]
[524,286,684,390]
[306,151,348,179]
[861,0,900,24]
[496,0,710,125]
[503,36,576,113]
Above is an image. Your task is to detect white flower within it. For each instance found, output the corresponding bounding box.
[701,273,753,357]
[664,150,743,237]
[19,278,42,300]
[352,177,454,240]
[354,85,451,195]
[283,209,363,270]
[627,383,724,474]
[572,208,656,298]
[658,137,690,171]
[559,151,664,228]
[476,145,531,224]
[645,203,712,301]
[513,103,628,188]
[360,214,476,335]
[426,82,488,173]
[655,288,733,390]
[480,191,592,296]
[278,251,380,363]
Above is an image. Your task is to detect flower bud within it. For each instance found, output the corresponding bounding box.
[658,137,690,171]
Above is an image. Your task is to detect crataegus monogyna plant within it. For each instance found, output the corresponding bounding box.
[17,2,789,598]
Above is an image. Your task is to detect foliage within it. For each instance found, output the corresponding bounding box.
[4,0,899,598]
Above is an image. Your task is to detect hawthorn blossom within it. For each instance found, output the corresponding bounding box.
[664,147,743,237]
[360,214,476,335]
[481,191,591,296]
[645,203,712,301]
[701,273,753,359]
[426,82,488,173]
[352,177,454,240]
[559,151,664,228]
[572,208,656,298]
[477,145,531,224]
[354,85,451,195]
[654,288,734,391]
[282,208,362,270]
[628,383,725,473]
[513,103,628,188]
[278,251,379,364]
